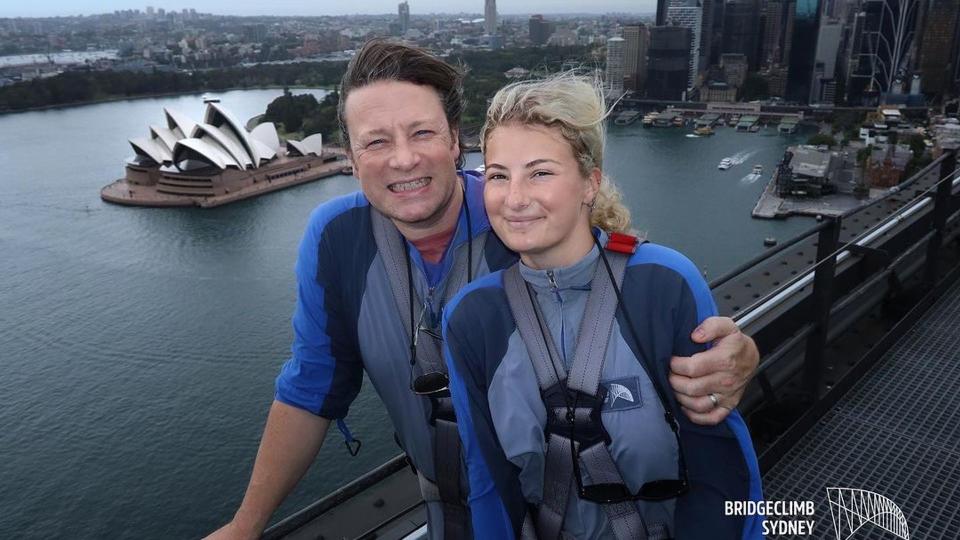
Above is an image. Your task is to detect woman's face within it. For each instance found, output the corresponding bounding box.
[483,122,600,269]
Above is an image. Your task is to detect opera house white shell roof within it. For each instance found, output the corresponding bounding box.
[128,102,322,172]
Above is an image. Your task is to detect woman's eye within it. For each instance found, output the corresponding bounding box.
[533,170,553,178]
[487,173,507,181]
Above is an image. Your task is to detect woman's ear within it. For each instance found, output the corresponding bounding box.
[586,168,602,204]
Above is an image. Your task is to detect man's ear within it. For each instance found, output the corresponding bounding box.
[450,125,461,159]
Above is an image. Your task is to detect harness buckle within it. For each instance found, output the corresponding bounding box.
[542,382,611,448]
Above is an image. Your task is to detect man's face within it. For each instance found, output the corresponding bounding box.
[344,80,461,229]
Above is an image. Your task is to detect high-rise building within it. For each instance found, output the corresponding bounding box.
[647,25,693,100]
[667,1,703,88]
[811,20,843,103]
[843,0,921,104]
[656,0,671,25]
[761,0,795,67]
[919,0,960,96]
[606,37,626,97]
[698,0,715,73]
[485,0,497,35]
[786,0,823,103]
[623,24,651,92]
[398,2,410,34]
[722,0,761,70]
[529,15,555,46]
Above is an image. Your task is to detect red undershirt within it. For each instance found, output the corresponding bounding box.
[409,225,457,264]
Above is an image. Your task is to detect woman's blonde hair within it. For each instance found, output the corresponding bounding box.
[480,73,632,234]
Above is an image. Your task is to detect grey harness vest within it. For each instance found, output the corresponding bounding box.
[371,206,477,538]
[504,252,669,540]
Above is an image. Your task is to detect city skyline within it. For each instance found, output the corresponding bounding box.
[2,1,657,18]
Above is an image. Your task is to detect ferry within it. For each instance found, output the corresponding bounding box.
[672,115,685,127]
[718,158,733,170]
[642,112,657,127]
[694,126,714,136]
[752,164,763,175]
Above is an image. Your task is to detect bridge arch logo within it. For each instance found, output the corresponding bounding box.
[826,488,910,540]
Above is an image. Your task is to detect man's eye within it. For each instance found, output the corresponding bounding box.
[366,139,385,148]
[414,130,434,137]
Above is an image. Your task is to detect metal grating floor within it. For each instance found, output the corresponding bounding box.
[762,277,960,539]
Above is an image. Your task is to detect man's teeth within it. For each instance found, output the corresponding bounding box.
[390,178,429,192]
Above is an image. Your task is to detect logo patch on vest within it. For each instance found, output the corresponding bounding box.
[601,376,643,411]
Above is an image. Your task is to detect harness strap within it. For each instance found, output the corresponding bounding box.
[371,207,474,537]
[503,264,565,390]
[504,250,651,540]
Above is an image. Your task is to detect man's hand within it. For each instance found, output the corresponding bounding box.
[203,519,259,540]
[669,316,759,425]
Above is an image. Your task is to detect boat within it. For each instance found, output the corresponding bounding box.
[694,126,714,136]
[614,110,641,126]
[672,115,684,127]
[763,237,777,246]
[718,158,733,170]
[728,114,740,127]
[642,113,656,127]
[752,164,763,175]
[749,124,761,132]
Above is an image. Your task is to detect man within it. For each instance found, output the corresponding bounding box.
[207,40,759,540]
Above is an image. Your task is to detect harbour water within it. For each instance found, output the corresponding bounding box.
[0,89,811,538]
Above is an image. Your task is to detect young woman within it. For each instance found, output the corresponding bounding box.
[442,75,764,540]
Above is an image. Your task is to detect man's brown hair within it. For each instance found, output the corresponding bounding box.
[338,39,467,168]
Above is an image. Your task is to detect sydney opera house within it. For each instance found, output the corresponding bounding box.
[101,100,347,208]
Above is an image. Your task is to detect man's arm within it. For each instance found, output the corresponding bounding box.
[669,316,759,425]
[205,400,331,540]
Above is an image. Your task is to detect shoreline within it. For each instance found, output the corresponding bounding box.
[0,84,332,116]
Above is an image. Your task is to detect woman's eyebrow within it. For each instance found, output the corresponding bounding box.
[525,158,561,168]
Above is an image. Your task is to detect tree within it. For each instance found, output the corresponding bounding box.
[807,133,837,147]
[740,73,769,101]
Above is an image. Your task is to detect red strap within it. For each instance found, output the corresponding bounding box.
[605,232,640,254]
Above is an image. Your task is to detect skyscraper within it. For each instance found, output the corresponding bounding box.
[722,0,761,70]
[811,20,843,103]
[485,0,497,35]
[761,0,795,67]
[623,24,651,92]
[398,1,410,34]
[656,0,671,25]
[918,0,960,96]
[667,0,703,88]
[606,37,626,97]
[529,15,555,46]
[786,0,822,103]
[647,25,693,100]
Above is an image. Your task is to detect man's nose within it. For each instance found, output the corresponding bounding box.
[388,138,420,171]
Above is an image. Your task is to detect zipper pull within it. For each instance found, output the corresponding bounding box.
[546,270,559,291]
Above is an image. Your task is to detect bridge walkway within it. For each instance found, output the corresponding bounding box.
[762,275,960,539]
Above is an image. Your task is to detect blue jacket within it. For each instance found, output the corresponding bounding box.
[443,243,764,539]
[274,171,516,482]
